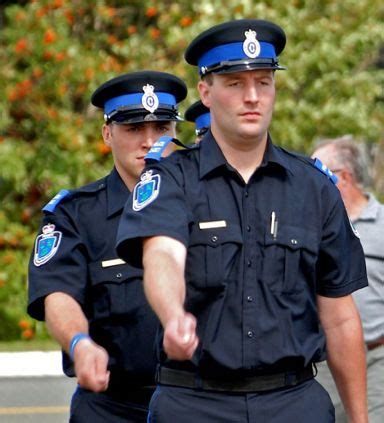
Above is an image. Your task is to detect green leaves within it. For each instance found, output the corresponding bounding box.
[0,0,383,341]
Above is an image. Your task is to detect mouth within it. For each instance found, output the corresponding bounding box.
[240,111,261,118]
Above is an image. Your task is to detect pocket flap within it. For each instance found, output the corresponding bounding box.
[264,225,318,254]
[189,222,243,247]
[88,261,142,286]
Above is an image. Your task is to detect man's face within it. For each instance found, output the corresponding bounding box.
[198,69,275,146]
[103,120,176,189]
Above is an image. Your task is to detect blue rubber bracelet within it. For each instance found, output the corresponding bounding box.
[69,333,91,360]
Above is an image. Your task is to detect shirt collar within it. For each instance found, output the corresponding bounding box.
[357,193,381,222]
[199,131,293,179]
[106,167,130,217]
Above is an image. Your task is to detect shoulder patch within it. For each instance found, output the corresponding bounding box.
[132,170,161,211]
[33,223,62,266]
[42,189,71,212]
[313,158,338,184]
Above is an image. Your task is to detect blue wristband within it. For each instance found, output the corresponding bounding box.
[69,333,91,360]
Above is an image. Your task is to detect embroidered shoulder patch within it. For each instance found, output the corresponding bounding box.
[42,189,71,212]
[33,223,62,266]
[313,158,338,184]
[132,170,161,211]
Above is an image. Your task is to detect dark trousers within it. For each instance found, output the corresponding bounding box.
[70,385,153,423]
[148,379,335,423]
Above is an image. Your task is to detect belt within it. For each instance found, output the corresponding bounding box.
[157,366,314,393]
[367,336,384,351]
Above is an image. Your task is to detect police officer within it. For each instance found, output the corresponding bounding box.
[116,20,368,423]
[27,70,187,422]
[185,100,210,143]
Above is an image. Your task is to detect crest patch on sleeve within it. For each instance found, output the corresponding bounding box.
[33,223,62,266]
[132,170,161,211]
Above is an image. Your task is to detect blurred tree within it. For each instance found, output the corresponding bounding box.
[0,0,383,341]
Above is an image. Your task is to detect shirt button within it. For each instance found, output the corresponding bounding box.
[246,225,251,232]
[247,296,253,302]
[247,260,252,267]
[291,239,298,245]
[247,331,254,338]
[245,191,249,198]
[116,273,123,278]
[211,235,218,243]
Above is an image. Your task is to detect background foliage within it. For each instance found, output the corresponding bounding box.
[0,0,383,342]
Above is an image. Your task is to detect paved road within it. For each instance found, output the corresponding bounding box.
[0,376,76,422]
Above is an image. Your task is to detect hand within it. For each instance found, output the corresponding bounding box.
[163,312,199,360]
[73,338,110,392]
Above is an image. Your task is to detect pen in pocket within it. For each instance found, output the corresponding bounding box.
[270,211,278,238]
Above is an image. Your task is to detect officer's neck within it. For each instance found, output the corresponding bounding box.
[213,130,268,184]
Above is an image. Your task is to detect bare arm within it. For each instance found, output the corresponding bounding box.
[317,294,367,423]
[45,292,110,392]
[143,236,199,360]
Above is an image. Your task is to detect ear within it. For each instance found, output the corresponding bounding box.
[102,124,112,147]
[198,80,211,108]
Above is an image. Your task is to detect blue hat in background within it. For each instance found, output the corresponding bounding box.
[185,19,286,76]
[91,70,187,124]
[185,100,211,136]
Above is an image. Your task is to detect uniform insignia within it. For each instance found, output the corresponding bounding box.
[33,223,62,266]
[141,84,159,113]
[313,158,338,184]
[243,29,261,59]
[132,170,161,211]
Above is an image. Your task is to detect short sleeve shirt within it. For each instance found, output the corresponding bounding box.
[28,168,158,384]
[116,133,367,375]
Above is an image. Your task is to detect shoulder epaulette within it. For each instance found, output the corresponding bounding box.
[42,178,108,212]
[42,189,72,212]
[312,158,338,184]
[145,136,193,163]
[279,147,337,185]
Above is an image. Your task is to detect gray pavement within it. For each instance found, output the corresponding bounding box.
[0,350,77,423]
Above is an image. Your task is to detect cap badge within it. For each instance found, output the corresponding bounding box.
[132,170,161,211]
[142,84,159,113]
[33,223,62,266]
[243,29,260,59]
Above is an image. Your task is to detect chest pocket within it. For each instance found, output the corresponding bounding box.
[88,261,144,319]
[186,223,243,289]
[261,225,318,294]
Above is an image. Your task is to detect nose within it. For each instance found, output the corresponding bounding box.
[142,128,157,149]
[243,81,258,103]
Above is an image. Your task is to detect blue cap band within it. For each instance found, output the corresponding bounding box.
[104,92,177,115]
[198,41,276,70]
[195,113,211,130]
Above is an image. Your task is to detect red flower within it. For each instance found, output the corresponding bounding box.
[44,29,57,44]
[146,6,157,18]
[15,38,28,53]
[180,16,193,27]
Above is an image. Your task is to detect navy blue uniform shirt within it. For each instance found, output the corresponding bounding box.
[116,133,367,377]
[28,168,157,386]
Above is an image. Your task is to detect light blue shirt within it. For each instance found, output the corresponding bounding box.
[352,194,384,343]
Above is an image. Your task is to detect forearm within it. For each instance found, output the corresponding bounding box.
[318,295,367,423]
[45,292,89,354]
[143,236,198,360]
[143,236,186,326]
[325,317,367,422]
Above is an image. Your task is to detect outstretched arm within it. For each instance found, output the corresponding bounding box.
[143,236,199,360]
[45,292,110,392]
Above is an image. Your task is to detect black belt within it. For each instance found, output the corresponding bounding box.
[157,366,314,393]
